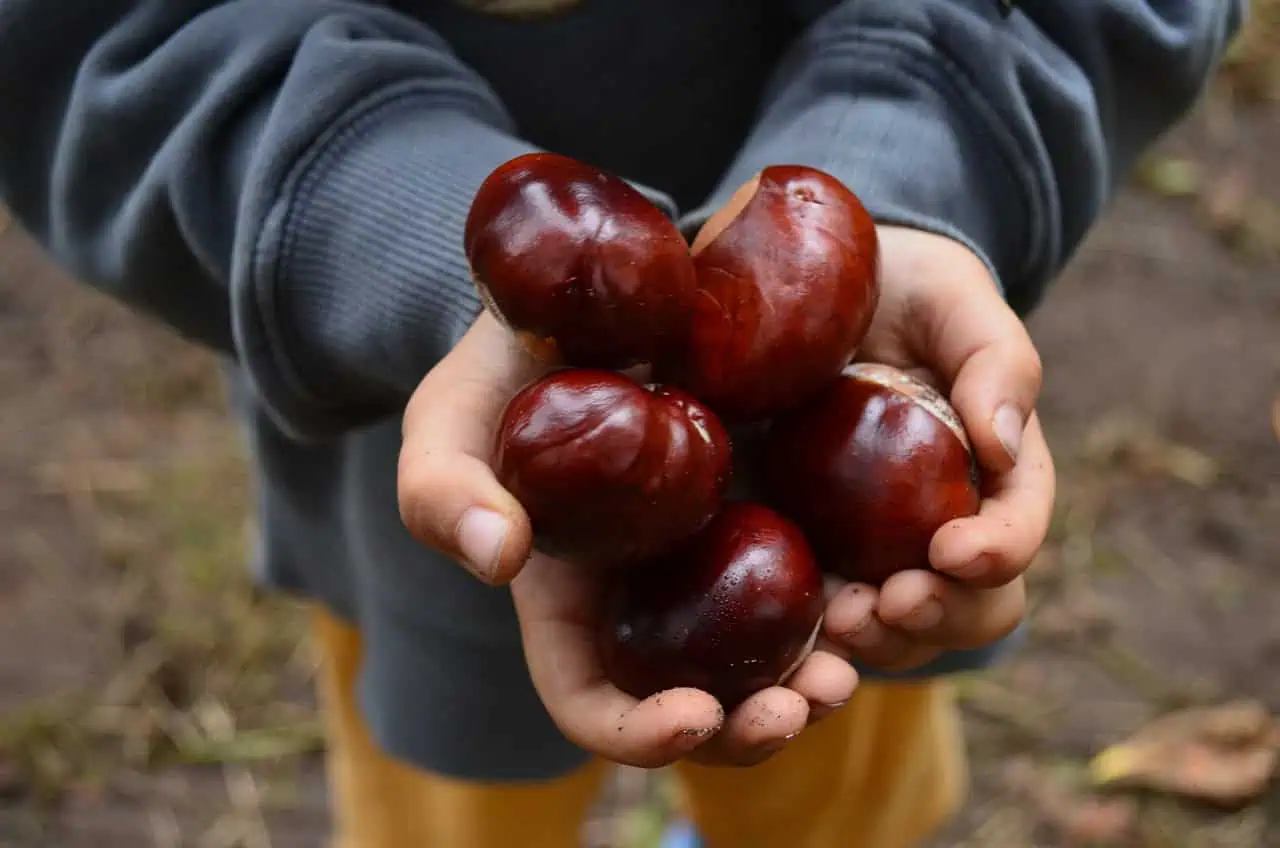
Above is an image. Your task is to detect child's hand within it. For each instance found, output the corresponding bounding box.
[818,226,1056,672]
[398,312,858,769]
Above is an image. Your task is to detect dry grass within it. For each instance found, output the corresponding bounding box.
[0,424,319,823]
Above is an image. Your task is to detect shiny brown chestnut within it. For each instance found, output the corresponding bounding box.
[761,363,981,587]
[598,502,825,710]
[464,152,698,369]
[655,165,880,423]
[496,369,731,566]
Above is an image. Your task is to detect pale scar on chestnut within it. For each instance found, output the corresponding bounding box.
[762,362,981,587]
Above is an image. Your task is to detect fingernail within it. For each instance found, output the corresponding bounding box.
[993,404,1024,463]
[903,599,943,631]
[679,726,719,739]
[456,507,509,581]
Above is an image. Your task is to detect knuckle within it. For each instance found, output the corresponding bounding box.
[982,558,1029,589]
[1012,334,1044,396]
[396,450,450,542]
[971,582,1027,646]
[1025,347,1045,395]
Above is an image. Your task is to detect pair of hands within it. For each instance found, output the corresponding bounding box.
[397,221,1055,769]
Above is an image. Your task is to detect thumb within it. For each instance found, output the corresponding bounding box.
[397,311,546,585]
[891,232,1043,476]
[947,324,1043,476]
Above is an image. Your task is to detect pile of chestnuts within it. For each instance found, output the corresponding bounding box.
[464,153,981,710]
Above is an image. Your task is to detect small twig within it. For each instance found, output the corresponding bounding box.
[1086,643,1220,709]
[172,723,325,766]
[1109,526,1186,601]
[198,701,273,848]
[34,459,152,496]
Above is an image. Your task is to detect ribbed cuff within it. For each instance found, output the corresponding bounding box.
[679,30,1040,308]
[243,86,677,441]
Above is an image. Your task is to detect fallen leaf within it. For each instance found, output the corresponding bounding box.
[1060,797,1139,845]
[1090,700,1280,807]
[1135,154,1202,198]
[1200,168,1250,239]
[33,459,152,496]
[1004,757,1137,845]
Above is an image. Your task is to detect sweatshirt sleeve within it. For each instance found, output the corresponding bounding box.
[0,1,677,440]
[682,0,1247,316]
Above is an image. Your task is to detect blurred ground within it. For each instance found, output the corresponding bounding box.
[2,16,1279,848]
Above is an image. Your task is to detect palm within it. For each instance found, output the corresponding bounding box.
[852,245,948,389]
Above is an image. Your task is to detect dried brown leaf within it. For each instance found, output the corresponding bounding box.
[1135,154,1202,198]
[1200,168,1251,238]
[1090,700,1280,807]
[1059,797,1139,845]
[1004,757,1137,845]
[34,459,152,496]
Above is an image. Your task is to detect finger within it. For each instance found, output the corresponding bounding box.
[785,649,859,724]
[686,687,810,767]
[822,582,942,672]
[930,413,1056,588]
[877,570,1026,651]
[512,555,725,768]
[397,312,547,584]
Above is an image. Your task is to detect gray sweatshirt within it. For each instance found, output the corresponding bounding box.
[0,0,1244,781]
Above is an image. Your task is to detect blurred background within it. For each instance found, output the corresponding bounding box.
[1,9,1278,848]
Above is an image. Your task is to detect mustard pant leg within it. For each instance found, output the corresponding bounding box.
[313,607,966,848]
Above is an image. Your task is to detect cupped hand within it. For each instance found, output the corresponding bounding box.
[397,312,858,769]
[820,225,1057,673]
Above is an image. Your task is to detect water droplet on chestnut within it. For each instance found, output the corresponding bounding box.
[465,152,698,369]
[496,369,731,566]
[598,502,825,710]
[655,165,880,423]
[761,363,981,586]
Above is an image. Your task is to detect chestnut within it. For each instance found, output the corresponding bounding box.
[655,165,880,423]
[496,369,731,566]
[464,152,698,369]
[598,502,825,710]
[761,363,981,586]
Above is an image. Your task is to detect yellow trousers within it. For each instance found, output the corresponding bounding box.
[314,609,967,848]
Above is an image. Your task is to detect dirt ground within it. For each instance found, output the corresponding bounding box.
[2,29,1279,848]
